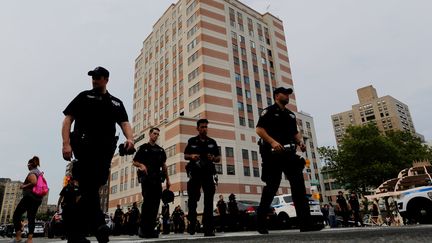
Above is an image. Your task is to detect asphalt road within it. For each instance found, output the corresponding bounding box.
[2,225,432,243]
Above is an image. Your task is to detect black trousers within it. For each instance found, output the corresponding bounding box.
[257,152,310,228]
[140,179,162,234]
[187,171,215,233]
[13,194,42,234]
[68,141,115,239]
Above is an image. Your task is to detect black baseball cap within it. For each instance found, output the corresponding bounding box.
[88,66,109,78]
[273,87,293,96]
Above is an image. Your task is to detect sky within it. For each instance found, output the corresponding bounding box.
[1,0,431,204]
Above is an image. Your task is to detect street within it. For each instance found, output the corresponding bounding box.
[1,225,432,243]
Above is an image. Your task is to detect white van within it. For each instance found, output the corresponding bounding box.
[271,194,324,229]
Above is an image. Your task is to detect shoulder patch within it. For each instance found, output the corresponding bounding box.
[260,109,268,116]
[289,114,296,119]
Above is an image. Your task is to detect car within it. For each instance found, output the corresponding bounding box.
[397,185,432,224]
[214,200,278,232]
[0,224,6,237]
[271,194,324,229]
[22,222,45,237]
[3,224,15,238]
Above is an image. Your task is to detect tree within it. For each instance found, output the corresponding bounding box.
[319,124,432,194]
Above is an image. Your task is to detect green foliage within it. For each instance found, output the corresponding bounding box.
[319,124,432,194]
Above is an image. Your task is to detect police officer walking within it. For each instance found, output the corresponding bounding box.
[132,127,171,238]
[62,66,134,243]
[256,87,320,233]
[184,119,221,236]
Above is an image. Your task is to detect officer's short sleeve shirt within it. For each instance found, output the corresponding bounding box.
[184,136,220,159]
[256,104,298,145]
[63,89,128,137]
[133,143,167,174]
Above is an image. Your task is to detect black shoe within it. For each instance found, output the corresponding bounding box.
[67,237,91,243]
[138,232,159,238]
[204,230,215,237]
[300,225,323,232]
[188,226,196,235]
[95,225,110,243]
[257,228,269,234]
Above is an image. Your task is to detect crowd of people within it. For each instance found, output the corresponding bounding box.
[10,67,325,242]
[320,191,402,228]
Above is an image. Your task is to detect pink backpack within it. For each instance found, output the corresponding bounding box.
[32,172,49,197]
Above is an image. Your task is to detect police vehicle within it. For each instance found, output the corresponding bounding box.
[271,194,324,229]
[397,185,432,224]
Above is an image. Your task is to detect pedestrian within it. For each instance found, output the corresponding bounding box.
[336,191,350,227]
[216,195,227,232]
[62,66,135,243]
[349,192,363,227]
[328,203,337,228]
[161,203,170,234]
[227,193,239,231]
[128,202,140,235]
[172,205,185,233]
[113,205,124,236]
[256,87,321,233]
[11,156,44,243]
[57,176,80,240]
[132,127,171,238]
[321,204,330,227]
[184,119,221,236]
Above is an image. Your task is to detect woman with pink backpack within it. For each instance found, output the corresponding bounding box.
[11,156,48,243]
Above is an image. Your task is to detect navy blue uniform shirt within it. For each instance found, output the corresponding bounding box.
[63,89,128,138]
[256,103,298,146]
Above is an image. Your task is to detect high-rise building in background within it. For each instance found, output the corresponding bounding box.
[324,85,421,202]
[331,85,418,145]
[0,180,22,224]
[108,0,317,213]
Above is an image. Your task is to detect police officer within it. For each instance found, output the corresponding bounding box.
[256,87,320,233]
[184,119,221,236]
[132,127,171,238]
[62,66,134,243]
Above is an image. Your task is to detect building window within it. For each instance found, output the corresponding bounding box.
[250,40,256,49]
[253,167,260,177]
[111,172,118,181]
[236,87,242,96]
[251,151,258,161]
[227,164,235,175]
[248,119,254,128]
[242,149,249,160]
[237,101,244,111]
[246,104,252,112]
[225,147,234,157]
[215,164,223,174]
[166,145,176,158]
[243,76,250,84]
[243,166,250,176]
[267,97,272,106]
[239,117,246,126]
[188,82,201,96]
[189,97,201,111]
[235,73,241,82]
[256,94,262,103]
[188,67,200,82]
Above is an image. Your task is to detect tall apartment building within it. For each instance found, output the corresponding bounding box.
[297,111,325,202]
[0,178,11,216]
[331,85,417,145]
[108,0,311,214]
[0,180,22,224]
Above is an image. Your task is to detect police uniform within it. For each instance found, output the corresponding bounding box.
[184,135,220,235]
[63,88,128,240]
[133,142,167,237]
[256,103,311,231]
